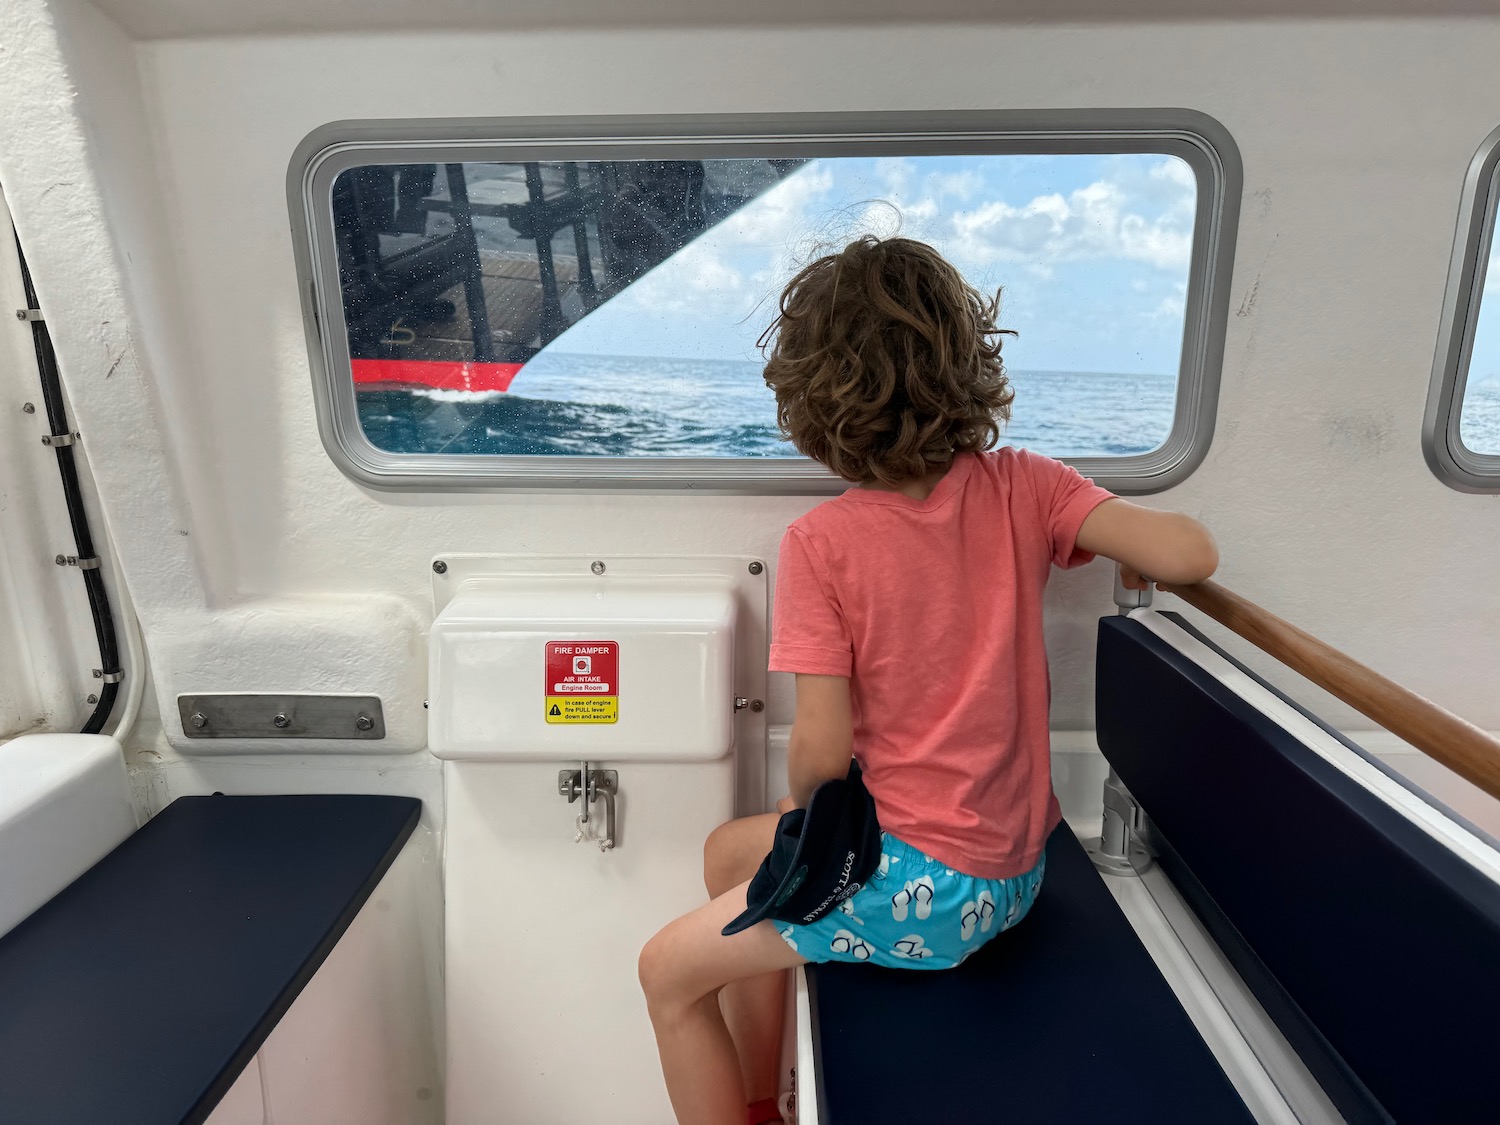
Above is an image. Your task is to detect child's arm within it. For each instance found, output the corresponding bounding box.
[783,673,855,810]
[1075,498,1219,587]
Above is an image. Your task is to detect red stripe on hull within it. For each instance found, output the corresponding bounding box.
[351,359,523,393]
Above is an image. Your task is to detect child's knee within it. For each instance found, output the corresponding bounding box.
[637,928,684,1013]
[703,815,771,897]
[702,821,738,896]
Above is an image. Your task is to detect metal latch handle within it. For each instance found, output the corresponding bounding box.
[558,764,619,851]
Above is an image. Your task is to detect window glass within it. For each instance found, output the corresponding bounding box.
[332,153,1197,460]
[1459,245,1500,455]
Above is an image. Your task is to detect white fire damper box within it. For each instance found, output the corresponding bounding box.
[428,559,742,763]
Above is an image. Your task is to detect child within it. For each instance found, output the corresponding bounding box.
[638,236,1218,1125]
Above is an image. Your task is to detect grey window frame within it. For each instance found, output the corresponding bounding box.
[1425,124,1500,493]
[288,110,1242,494]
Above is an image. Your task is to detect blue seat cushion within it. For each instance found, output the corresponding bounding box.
[807,824,1253,1124]
[1097,612,1500,1124]
[0,793,420,1125]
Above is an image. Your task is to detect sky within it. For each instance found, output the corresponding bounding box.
[542,152,1198,376]
[1470,248,1500,388]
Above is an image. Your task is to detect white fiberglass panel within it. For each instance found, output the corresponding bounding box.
[0,734,136,938]
[429,572,736,761]
[444,757,733,1121]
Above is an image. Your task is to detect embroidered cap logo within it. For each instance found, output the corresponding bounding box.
[803,850,859,922]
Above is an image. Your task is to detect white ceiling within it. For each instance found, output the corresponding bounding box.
[84,0,1500,40]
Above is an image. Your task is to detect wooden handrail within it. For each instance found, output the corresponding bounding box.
[1157,579,1500,805]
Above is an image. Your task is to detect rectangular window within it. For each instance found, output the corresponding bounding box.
[290,113,1240,492]
[1426,125,1500,491]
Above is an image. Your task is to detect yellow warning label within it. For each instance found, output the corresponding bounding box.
[546,696,618,724]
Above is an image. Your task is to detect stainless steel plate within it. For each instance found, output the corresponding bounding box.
[176,694,385,739]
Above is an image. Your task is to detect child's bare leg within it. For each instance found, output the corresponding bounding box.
[703,814,784,1102]
[640,882,807,1125]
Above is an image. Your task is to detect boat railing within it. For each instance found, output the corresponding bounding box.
[1157,579,1500,804]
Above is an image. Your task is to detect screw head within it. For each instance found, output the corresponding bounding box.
[86,694,98,705]
[750,699,765,713]
[432,560,448,574]
[748,561,764,575]
[590,560,606,575]
[55,554,67,566]
[22,402,34,414]
[273,713,290,729]
[189,712,207,729]
[14,309,26,320]
[355,714,374,731]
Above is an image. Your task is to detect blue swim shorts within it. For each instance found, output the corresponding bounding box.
[775,833,1045,970]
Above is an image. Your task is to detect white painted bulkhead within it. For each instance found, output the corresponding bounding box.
[429,556,760,1120]
[2,6,1496,743]
[0,1,1499,1122]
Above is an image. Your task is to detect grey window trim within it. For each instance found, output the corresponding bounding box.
[1424,124,1500,493]
[287,110,1241,495]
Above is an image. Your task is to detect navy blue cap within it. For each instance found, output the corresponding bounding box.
[721,760,881,937]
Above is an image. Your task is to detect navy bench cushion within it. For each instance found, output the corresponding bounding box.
[0,794,420,1125]
[808,825,1253,1125]
[1097,613,1500,1124]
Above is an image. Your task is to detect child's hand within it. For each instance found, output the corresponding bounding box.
[1118,563,1151,591]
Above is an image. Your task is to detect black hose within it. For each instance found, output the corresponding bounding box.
[16,237,121,734]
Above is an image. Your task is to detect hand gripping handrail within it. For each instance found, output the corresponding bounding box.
[1157,579,1500,804]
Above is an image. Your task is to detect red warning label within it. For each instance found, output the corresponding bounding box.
[544,641,618,724]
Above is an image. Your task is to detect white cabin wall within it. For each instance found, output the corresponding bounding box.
[0,1,433,763]
[42,0,239,605]
[116,18,1499,733]
[0,192,100,736]
[0,0,218,623]
[1,12,1498,752]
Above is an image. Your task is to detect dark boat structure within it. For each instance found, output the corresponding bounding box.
[336,159,804,392]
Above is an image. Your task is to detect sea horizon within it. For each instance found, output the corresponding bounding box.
[355,349,1500,459]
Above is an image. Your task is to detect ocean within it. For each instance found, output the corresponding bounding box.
[1461,379,1500,455]
[355,352,1500,460]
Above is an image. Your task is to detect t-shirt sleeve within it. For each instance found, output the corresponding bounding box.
[768,526,853,677]
[1020,450,1117,569]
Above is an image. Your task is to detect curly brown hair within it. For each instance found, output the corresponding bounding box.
[759,236,1015,486]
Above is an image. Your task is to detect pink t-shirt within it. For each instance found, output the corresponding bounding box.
[769,448,1116,879]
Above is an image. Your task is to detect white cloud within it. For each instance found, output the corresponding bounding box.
[603,240,744,319]
[1152,281,1188,321]
[1105,155,1197,214]
[876,157,916,199]
[717,163,838,250]
[926,170,982,201]
[949,178,1192,271]
[1153,157,1196,193]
